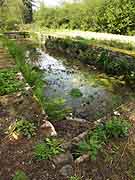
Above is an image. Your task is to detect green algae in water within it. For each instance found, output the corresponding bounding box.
[70,88,83,98]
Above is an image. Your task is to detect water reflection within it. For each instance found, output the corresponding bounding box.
[28,48,131,120]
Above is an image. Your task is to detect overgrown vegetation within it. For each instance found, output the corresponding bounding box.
[0,0,33,31]
[34,0,135,35]
[9,119,37,139]
[0,36,46,107]
[0,68,25,95]
[34,138,64,160]
[70,88,83,98]
[12,170,29,180]
[76,117,131,160]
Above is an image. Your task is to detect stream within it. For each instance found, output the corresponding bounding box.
[27,46,132,121]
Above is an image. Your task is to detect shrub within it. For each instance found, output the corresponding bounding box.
[34,138,64,160]
[9,120,37,139]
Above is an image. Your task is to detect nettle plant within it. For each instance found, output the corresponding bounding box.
[9,119,37,139]
[77,117,131,160]
[34,138,64,160]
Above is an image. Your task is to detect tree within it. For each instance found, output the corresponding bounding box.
[0,0,24,30]
[22,0,33,24]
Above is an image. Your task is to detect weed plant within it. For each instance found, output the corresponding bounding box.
[34,138,64,160]
[9,119,37,139]
[77,117,131,160]
[12,170,29,180]
[45,97,71,121]
[0,68,24,95]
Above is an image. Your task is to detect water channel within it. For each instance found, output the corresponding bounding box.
[27,46,133,121]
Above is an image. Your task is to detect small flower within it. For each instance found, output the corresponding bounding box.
[114,111,120,116]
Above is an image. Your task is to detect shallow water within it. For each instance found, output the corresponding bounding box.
[28,47,132,121]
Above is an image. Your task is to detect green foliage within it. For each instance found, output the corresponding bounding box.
[96,0,135,35]
[105,117,131,138]
[125,71,135,88]
[0,0,33,31]
[77,117,131,160]
[9,119,37,139]
[34,0,135,35]
[34,138,64,160]
[69,176,81,180]
[0,68,24,95]
[12,170,29,180]
[45,98,71,121]
[70,88,83,98]
[1,36,45,111]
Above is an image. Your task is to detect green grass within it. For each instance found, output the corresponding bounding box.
[0,68,25,95]
[70,88,83,98]
[34,138,64,160]
[77,117,131,160]
[77,37,135,52]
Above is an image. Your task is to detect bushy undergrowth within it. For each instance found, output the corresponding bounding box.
[34,0,135,35]
[0,68,24,95]
[34,138,64,160]
[77,117,131,160]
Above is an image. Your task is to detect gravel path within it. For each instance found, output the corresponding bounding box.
[37,30,135,44]
[53,31,135,44]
